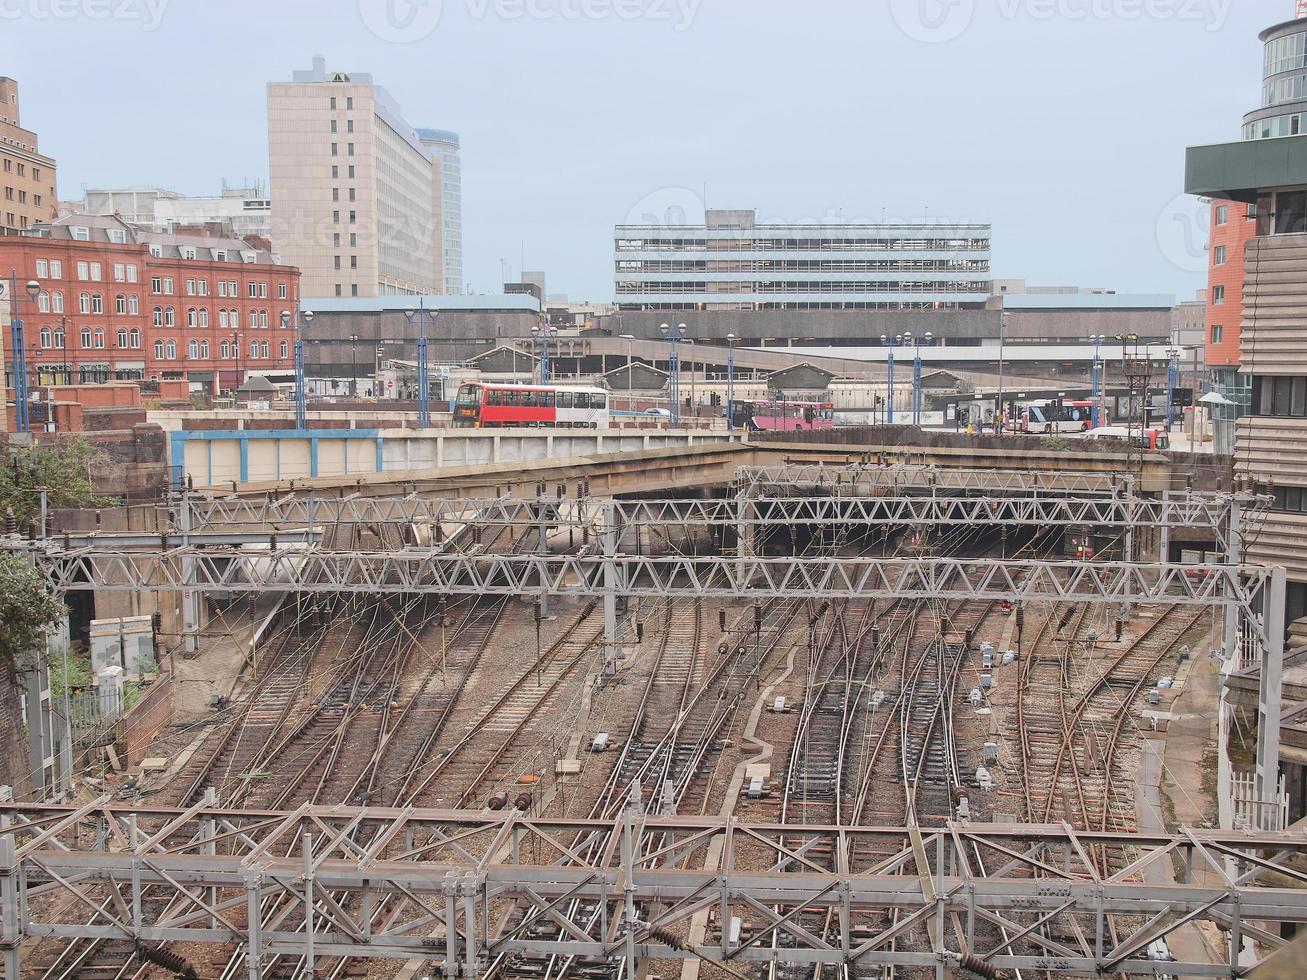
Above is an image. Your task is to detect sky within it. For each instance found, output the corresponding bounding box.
[2,0,1286,301]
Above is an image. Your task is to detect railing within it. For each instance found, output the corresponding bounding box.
[65,688,124,748]
[1232,770,1289,831]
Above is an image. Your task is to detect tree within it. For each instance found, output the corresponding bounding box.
[0,553,64,676]
[0,438,113,526]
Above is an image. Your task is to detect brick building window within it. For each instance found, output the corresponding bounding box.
[1213,285,1225,305]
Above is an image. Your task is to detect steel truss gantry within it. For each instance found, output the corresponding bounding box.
[29,548,1268,610]
[174,490,1243,537]
[4,801,1307,978]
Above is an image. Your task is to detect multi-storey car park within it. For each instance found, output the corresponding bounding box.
[614,210,991,312]
[2,433,1305,979]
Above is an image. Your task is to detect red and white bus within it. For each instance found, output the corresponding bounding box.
[453,383,611,429]
[731,399,835,432]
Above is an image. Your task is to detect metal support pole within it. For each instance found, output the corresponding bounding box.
[1224,495,1244,665]
[1166,347,1179,433]
[247,875,263,980]
[603,501,620,675]
[913,342,923,427]
[1091,335,1103,429]
[886,347,895,424]
[202,788,217,930]
[461,874,479,980]
[1256,566,1287,812]
[726,339,735,430]
[294,337,306,431]
[669,335,680,430]
[621,804,639,980]
[180,488,198,655]
[444,873,460,979]
[302,832,315,976]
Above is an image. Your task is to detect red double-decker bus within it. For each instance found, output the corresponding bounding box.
[453,383,611,429]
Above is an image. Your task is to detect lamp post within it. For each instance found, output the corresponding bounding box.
[6,275,40,435]
[281,308,315,431]
[1165,342,1181,433]
[1090,333,1105,429]
[348,334,359,397]
[911,331,932,426]
[531,321,559,385]
[685,338,697,422]
[403,300,439,427]
[726,333,737,429]
[659,321,687,429]
[880,334,900,424]
[997,312,1010,433]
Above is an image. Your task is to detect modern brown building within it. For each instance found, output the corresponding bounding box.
[0,77,57,233]
[1187,12,1307,601]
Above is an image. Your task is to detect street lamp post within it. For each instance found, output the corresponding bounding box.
[531,321,559,385]
[404,300,439,427]
[659,321,687,429]
[7,275,41,435]
[685,338,697,423]
[726,333,737,429]
[881,334,897,424]
[911,331,933,426]
[998,312,1010,433]
[281,308,315,431]
[349,334,359,397]
[1090,334,1105,429]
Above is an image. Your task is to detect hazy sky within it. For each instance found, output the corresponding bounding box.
[3,0,1283,301]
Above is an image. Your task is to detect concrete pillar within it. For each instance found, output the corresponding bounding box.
[1257,566,1288,812]
[98,666,124,718]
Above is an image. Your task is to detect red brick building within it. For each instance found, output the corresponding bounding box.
[2,214,299,394]
[1205,199,1258,368]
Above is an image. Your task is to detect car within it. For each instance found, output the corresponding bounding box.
[1080,426,1171,450]
[643,407,672,417]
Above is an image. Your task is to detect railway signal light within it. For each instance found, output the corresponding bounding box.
[719,609,728,632]
[635,621,645,643]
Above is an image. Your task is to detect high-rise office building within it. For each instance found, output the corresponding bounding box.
[268,57,446,299]
[614,209,991,312]
[0,77,57,233]
[417,129,464,295]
